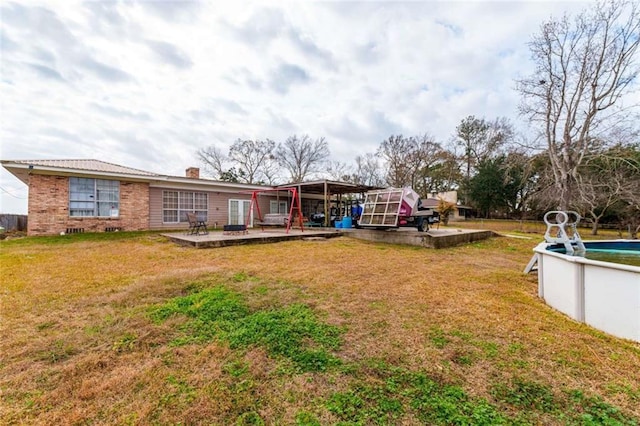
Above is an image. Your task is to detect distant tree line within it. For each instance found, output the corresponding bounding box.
[197,1,640,236]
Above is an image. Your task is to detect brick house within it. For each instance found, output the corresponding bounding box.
[0,159,298,236]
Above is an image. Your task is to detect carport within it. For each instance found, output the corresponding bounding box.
[276,180,381,227]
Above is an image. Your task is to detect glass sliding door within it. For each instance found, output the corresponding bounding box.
[229,199,252,227]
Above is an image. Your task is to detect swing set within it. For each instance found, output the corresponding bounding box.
[245,187,305,233]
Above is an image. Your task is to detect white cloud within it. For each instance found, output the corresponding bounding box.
[0,0,619,214]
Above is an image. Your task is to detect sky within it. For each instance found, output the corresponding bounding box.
[0,0,594,214]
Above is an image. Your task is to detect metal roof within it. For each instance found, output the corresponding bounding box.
[277,180,380,195]
[5,159,158,176]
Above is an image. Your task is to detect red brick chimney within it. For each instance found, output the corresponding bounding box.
[186,167,200,179]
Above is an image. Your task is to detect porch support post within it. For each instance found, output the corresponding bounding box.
[324,181,329,227]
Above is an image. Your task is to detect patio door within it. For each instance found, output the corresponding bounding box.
[229,199,252,227]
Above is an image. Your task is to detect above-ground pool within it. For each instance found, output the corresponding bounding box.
[534,240,640,342]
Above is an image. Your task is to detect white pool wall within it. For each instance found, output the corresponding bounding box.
[534,241,640,342]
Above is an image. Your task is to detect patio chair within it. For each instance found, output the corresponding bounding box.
[186,212,208,235]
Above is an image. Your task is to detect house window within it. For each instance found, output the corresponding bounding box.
[163,191,208,223]
[69,177,120,217]
[270,200,288,214]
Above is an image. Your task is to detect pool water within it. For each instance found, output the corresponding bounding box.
[548,242,640,267]
[583,249,640,267]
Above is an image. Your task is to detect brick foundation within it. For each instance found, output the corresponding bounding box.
[27,175,150,236]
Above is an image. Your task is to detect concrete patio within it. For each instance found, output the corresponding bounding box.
[164,226,494,249]
[163,228,343,248]
[347,227,495,248]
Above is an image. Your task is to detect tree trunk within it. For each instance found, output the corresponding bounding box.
[591,220,599,236]
[557,174,575,211]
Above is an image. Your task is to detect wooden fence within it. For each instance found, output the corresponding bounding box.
[0,214,28,232]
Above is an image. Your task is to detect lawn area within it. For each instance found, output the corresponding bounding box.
[1,228,639,425]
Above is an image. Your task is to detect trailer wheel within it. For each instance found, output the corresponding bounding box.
[416,218,426,232]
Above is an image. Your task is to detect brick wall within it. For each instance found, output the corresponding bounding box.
[27,174,150,236]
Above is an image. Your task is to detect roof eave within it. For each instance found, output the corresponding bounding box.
[1,161,160,184]
[154,176,272,190]
[2,161,277,191]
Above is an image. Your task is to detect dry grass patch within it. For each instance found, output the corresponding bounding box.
[1,231,639,424]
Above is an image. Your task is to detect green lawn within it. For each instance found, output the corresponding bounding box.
[1,229,638,424]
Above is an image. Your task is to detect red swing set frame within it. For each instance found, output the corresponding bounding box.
[245,188,305,233]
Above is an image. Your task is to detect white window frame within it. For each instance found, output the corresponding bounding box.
[229,199,253,227]
[69,177,120,217]
[162,190,208,224]
[270,200,288,214]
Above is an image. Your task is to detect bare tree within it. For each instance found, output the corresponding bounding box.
[487,117,515,154]
[275,135,330,183]
[517,0,640,210]
[353,153,385,187]
[322,155,386,186]
[228,139,276,184]
[325,160,351,181]
[197,139,277,184]
[412,134,443,189]
[197,145,227,177]
[377,134,440,189]
[619,198,640,239]
[575,150,628,234]
[378,135,415,187]
[615,144,640,238]
[260,155,282,185]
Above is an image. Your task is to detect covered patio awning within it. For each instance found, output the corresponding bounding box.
[277,180,379,196]
[276,180,383,226]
